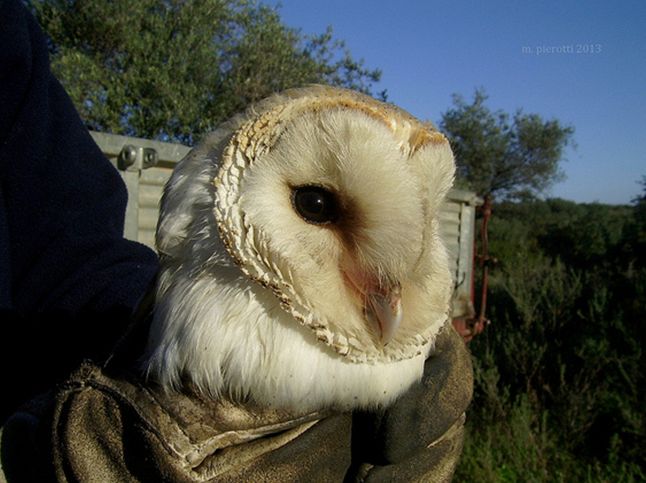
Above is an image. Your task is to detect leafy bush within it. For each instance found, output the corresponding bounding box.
[456,198,646,481]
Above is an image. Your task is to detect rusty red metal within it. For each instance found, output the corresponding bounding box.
[453,195,493,342]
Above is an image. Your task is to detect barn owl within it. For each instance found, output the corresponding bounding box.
[144,85,455,412]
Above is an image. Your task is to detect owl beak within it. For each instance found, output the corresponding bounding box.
[342,268,403,344]
[366,282,402,345]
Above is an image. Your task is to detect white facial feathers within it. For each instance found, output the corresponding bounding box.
[146,86,456,411]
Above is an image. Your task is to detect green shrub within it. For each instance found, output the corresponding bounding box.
[456,198,645,481]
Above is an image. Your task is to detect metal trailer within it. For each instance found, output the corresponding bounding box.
[91,131,483,330]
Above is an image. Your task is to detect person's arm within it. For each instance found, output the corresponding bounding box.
[0,0,158,421]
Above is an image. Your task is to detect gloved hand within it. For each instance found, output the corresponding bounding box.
[346,322,473,482]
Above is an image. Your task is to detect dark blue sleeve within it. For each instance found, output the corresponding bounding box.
[0,0,159,419]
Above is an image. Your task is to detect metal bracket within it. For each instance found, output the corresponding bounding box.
[117,145,159,171]
[115,144,158,240]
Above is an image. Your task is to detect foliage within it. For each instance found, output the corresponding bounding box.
[29,0,383,144]
[625,176,646,268]
[440,89,575,200]
[458,393,645,483]
[456,195,646,481]
[493,198,634,269]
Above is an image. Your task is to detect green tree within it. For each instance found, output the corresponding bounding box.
[440,89,574,200]
[30,0,383,144]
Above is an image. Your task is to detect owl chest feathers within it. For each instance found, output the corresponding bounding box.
[147,264,429,411]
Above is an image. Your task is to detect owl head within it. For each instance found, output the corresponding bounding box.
[145,85,455,411]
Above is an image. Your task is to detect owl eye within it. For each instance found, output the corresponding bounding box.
[292,186,340,225]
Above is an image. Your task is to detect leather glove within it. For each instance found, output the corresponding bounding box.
[346,322,473,482]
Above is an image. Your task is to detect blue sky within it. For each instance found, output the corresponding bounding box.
[269,0,646,204]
